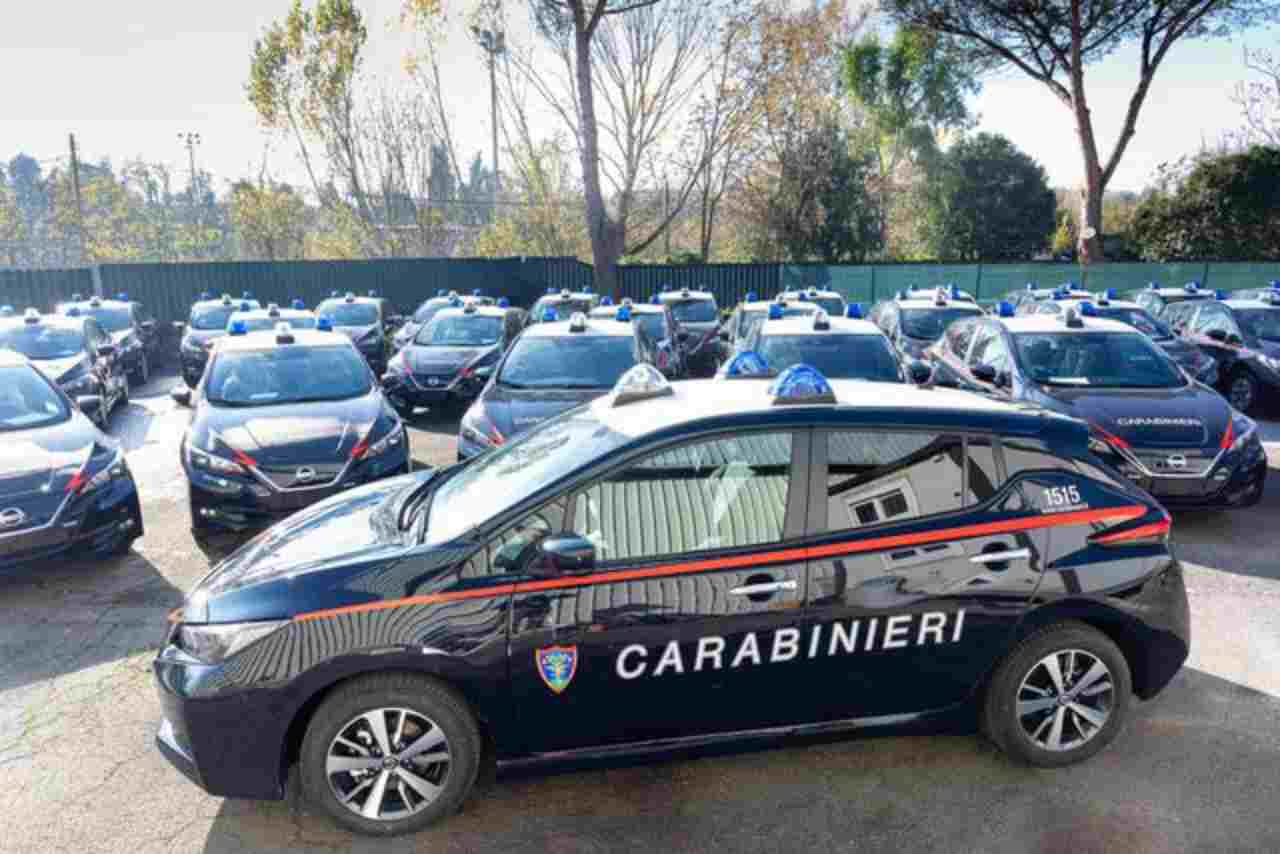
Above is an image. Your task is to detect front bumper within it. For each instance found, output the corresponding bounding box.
[1102,440,1268,511]
[180,351,210,387]
[383,372,484,408]
[0,476,143,569]
[186,446,411,531]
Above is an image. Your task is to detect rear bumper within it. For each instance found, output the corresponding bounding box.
[0,478,143,569]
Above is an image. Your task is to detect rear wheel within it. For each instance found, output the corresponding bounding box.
[1228,368,1259,414]
[982,621,1131,768]
[300,673,481,837]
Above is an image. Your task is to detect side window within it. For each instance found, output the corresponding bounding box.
[946,319,978,361]
[966,438,1002,505]
[825,431,966,531]
[982,334,1012,374]
[967,327,995,367]
[572,432,793,562]
[1195,305,1236,336]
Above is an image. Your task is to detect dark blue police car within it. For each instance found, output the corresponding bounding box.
[869,286,985,361]
[391,290,492,355]
[58,293,162,386]
[1165,290,1280,413]
[1132,281,1215,319]
[0,309,130,428]
[177,293,262,388]
[0,350,142,568]
[172,320,410,533]
[590,297,686,378]
[317,292,394,376]
[155,362,1187,836]
[927,303,1265,510]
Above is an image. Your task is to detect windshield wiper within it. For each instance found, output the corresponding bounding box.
[498,380,530,389]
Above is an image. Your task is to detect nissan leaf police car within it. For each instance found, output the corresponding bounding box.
[391,291,493,355]
[455,308,652,459]
[58,293,161,386]
[0,309,129,428]
[1168,290,1280,414]
[1024,290,1218,385]
[590,297,686,378]
[870,286,985,361]
[656,287,722,376]
[777,286,846,316]
[171,319,410,533]
[1002,283,1091,314]
[721,293,820,354]
[1133,281,1214,319]
[226,301,317,334]
[731,304,928,384]
[0,350,143,569]
[927,302,1265,509]
[382,299,525,418]
[154,361,1189,837]
[528,288,600,325]
[317,292,394,376]
[177,293,262,388]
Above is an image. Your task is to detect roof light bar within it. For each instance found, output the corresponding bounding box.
[317,317,334,332]
[768,364,835,406]
[812,309,830,330]
[229,320,248,336]
[845,303,863,319]
[611,363,673,407]
[721,351,769,379]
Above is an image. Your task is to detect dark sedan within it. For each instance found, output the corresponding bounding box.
[0,350,142,568]
[173,323,410,533]
[177,295,262,388]
[58,293,163,386]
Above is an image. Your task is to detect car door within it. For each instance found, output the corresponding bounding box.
[506,428,813,754]
[1188,302,1244,381]
[797,428,1050,721]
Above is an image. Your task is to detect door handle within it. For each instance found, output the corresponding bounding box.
[969,548,1031,565]
[729,579,798,597]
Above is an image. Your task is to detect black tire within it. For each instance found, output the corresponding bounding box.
[1227,368,1259,414]
[982,621,1132,768]
[300,673,482,837]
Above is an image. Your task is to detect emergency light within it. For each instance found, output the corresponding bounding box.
[769,364,835,405]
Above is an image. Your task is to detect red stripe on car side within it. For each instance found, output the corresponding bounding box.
[293,504,1148,622]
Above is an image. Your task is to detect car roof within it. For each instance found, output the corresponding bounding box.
[212,329,357,353]
[755,315,883,337]
[590,377,1076,441]
[520,315,636,339]
[779,288,842,298]
[430,305,511,320]
[658,290,714,302]
[1221,299,1280,310]
[59,298,130,310]
[194,298,261,310]
[318,295,380,307]
[0,348,32,367]
[590,303,664,316]
[739,300,818,312]
[536,291,596,301]
[893,297,984,311]
[0,314,85,331]
[995,315,1139,335]
[230,308,314,320]
[1046,297,1143,310]
[1142,288,1211,299]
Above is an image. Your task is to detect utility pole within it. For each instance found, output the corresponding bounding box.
[68,133,88,265]
[177,132,202,199]
[472,26,505,221]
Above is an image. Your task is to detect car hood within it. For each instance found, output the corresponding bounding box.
[404,345,487,373]
[192,392,385,465]
[184,329,225,349]
[481,383,604,439]
[183,472,442,621]
[1040,383,1228,449]
[0,415,105,529]
[32,355,89,383]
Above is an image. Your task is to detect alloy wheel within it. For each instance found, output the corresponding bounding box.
[1016,649,1114,752]
[326,707,451,822]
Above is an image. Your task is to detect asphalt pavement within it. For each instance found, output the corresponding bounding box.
[1,368,1278,854]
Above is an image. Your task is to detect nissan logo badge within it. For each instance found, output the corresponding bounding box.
[295,467,317,483]
[0,508,27,529]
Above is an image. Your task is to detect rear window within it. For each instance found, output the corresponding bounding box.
[1093,307,1172,340]
[900,307,983,342]
[532,298,594,322]
[318,302,379,327]
[190,305,238,331]
[412,300,449,324]
[668,299,718,323]
[498,335,638,389]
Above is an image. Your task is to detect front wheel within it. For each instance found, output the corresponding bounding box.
[300,673,482,837]
[1228,368,1259,414]
[982,621,1132,768]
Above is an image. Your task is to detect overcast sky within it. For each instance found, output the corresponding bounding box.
[1,0,1274,195]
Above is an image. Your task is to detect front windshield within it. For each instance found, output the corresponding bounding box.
[1012,332,1184,389]
[0,324,84,360]
[739,305,817,341]
[412,300,448,324]
[75,306,131,332]
[426,407,628,545]
[757,334,901,382]
[205,345,372,406]
[0,365,70,431]
[416,315,503,347]
[533,298,593,322]
[900,307,983,341]
[319,302,380,327]
[190,305,238,331]
[1094,307,1172,340]
[235,315,318,333]
[806,297,845,315]
[1234,309,1280,341]
[499,335,638,389]
[669,299,718,323]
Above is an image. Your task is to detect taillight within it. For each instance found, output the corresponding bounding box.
[349,436,369,461]
[230,447,258,469]
[1219,420,1233,450]
[64,462,88,494]
[1089,512,1171,547]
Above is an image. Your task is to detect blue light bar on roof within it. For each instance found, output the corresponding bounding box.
[117,292,128,301]
[546,287,556,294]
[292,299,305,310]
[768,302,784,320]
[242,291,253,299]
[722,351,769,378]
[317,317,333,332]
[996,301,1015,317]
[769,364,835,405]
[497,297,510,308]
[542,308,558,322]
[229,320,248,335]
[600,296,613,306]
[1215,289,1228,300]
[66,307,81,317]
[616,304,632,323]
[437,289,447,297]
[649,294,660,305]
[1079,302,1098,317]
[240,301,251,311]
[845,303,863,319]
[745,291,757,302]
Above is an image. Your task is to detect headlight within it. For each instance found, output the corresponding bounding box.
[1228,415,1257,453]
[186,442,247,475]
[176,620,288,664]
[460,405,504,447]
[363,427,404,458]
[82,451,128,493]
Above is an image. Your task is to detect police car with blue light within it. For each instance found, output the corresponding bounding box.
[226,301,317,334]
[528,288,600,325]
[177,292,262,388]
[0,308,130,428]
[721,292,820,353]
[455,307,659,460]
[0,349,143,569]
[58,292,162,386]
[1165,288,1280,414]
[870,285,985,361]
[927,301,1264,510]
[382,297,524,418]
[655,287,722,376]
[317,291,396,376]
[728,303,929,384]
[171,317,410,533]
[392,290,493,355]
[1023,289,1218,385]
[776,286,846,317]
[1132,281,1215,319]
[154,358,1188,836]
[590,296,686,378]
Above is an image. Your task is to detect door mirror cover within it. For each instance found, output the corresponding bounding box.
[170,385,192,407]
[76,395,103,419]
[971,363,997,383]
[529,534,596,577]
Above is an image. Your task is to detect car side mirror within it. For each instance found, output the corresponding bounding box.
[971,363,997,383]
[907,361,933,385]
[76,395,103,420]
[528,534,596,577]
[170,385,192,407]
[96,344,117,359]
